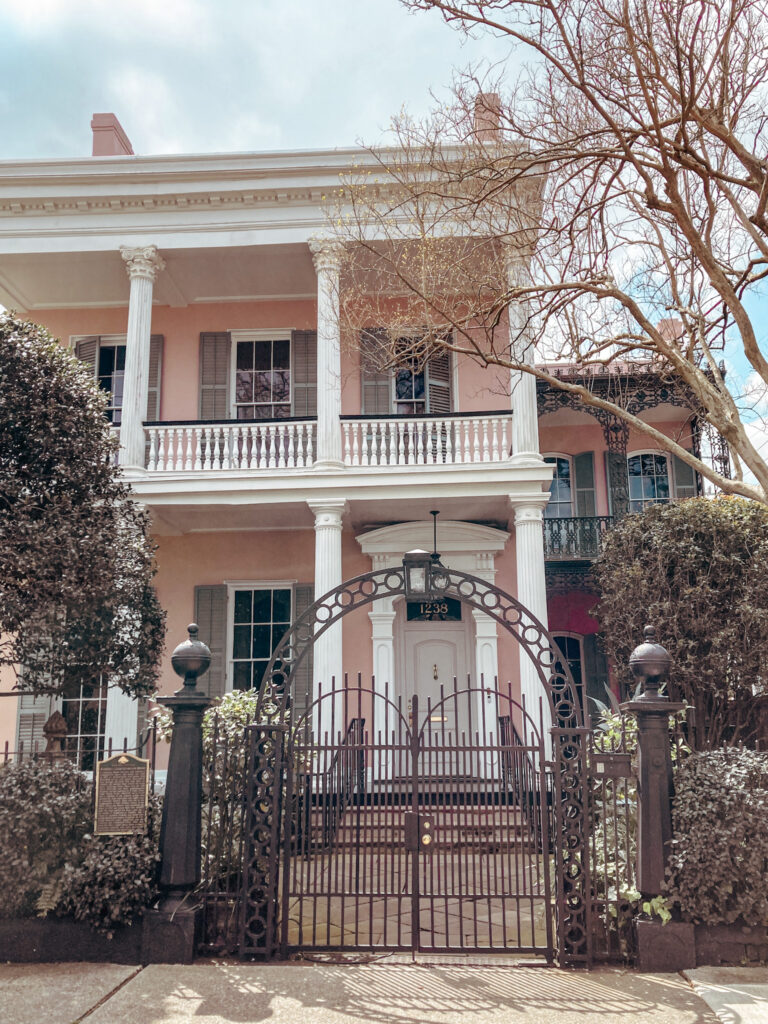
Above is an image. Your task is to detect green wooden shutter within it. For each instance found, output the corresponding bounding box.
[583,634,610,712]
[146,335,163,421]
[361,330,392,415]
[291,585,315,728]
[426,352,452,414]
[605,451,630,518]
[292,330,317,417]
[199,333,230,420]
[74,337,99,379]
[16,692,55,757]
[194,585,228,699]
[573,452,596,517]
[672,453,697,500]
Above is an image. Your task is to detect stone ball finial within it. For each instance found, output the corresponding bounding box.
[171,623,212,691]
[629,623,672,700]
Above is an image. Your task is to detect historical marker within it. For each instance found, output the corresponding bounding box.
[94,753,150,835]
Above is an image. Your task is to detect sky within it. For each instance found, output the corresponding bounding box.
[0,0,515,159]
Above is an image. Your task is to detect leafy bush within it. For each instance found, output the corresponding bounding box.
[58,796,162,936]
[594,497,768,749]
[666,747,768,925]
[0,760,92,917]
[0,759,161,932]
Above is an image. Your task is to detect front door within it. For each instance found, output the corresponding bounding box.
[403,625,469,735]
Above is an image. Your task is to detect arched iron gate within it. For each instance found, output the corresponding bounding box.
[237,566,592,965]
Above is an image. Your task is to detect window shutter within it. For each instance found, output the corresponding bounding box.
[426,352,452,415]
[605,452,630,518]
[194,585,228,699]
[672,453,697,500]
[361,330,392,415]
[291,585,315,729]
[583,634,610,711]
[16,692,55,758]
[74,337,99,379]
[146,335,163,421]
[292,330,317,417]
[573,452,596,517]
[199,333,230,420]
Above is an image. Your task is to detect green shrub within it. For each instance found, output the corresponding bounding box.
[58,796,162,936]
[0,759,161,932]
[666,748,768,925]
[0,760,92,918]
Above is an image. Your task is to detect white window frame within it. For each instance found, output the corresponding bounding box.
[229,329,293,421]
[543,453,575,518]
[626,449,672,512]
[224,580,296,693]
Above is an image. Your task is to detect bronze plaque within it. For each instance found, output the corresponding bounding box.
[94,753,150,835]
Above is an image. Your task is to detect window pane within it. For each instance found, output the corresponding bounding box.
[656,476,670,500]
[252,625,271,658]
[115,346,126,372]
[628,456,641,476]
[396,369,413,400]
[254,372,272,403]
[237,406,254,420]
[236,371,253,404]
[253,662,268,690]
[273,339,290,368]
[641,453,655,475]
[234,591,252,623]
[253,341,270,371]
[272,589,291,623]
[273,404,291,419]
[236,342,253,370]
[98,346,115,378]
[272,370,290,401]
[252,591,271,622]
[233,662,251,691]
[233,625,251,659]
[629,476,644,499]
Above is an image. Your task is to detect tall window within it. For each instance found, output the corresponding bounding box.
[544,456,573,518]
[97,344,126,424]
[394,358,427,416]
[231,587,292,691]
[61,678,108,771]
[627,453,670,512]
[235,338,291,420]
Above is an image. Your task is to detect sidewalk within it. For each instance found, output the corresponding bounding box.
[5,958,761,1024]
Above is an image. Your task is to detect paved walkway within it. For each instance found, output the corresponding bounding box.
[4,959,765,1024]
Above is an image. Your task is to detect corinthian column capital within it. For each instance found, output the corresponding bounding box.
[120,245,165,282]
[309,237,344,275]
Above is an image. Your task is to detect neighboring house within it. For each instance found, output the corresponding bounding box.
[0,114,725,763]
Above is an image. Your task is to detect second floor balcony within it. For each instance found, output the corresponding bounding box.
[543,515,614,561]
[142,411,514,474]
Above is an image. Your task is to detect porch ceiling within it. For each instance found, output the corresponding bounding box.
[0,242,316,311]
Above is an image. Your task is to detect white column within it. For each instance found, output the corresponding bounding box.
[309,239,343,468]
[507,254,541,465]
[119,245,165,471]
[369,596,396,781]
[308,499,347,740]
[513,502,553,743]
[104,685,139,755]
[472,608,500,777]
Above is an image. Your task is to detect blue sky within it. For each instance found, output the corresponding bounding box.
[0,0,515,158]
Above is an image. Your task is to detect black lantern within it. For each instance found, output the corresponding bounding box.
[403,548,432,599]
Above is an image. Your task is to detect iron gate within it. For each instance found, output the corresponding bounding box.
[241,678,554,958]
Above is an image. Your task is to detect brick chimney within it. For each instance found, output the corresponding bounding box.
[472,92,502,143]
[91,113,134,156]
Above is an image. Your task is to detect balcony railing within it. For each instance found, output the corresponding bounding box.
[341,413,513,467]
[543,516,614,561]
[145,419,316,472]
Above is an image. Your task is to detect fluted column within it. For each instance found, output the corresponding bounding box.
[120,245,165,471]
[513,502,553,742]
[309,239,343,468]
[369,593,396,781]
[308,499,347,739]
[507,254,541,465]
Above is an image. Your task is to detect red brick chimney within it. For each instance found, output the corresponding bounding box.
[472,92,502,143]
[91,113,134,156]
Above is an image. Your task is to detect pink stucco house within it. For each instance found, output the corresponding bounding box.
[0,113,722,768]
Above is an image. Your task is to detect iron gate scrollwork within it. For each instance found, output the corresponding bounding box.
[239,566,591,964]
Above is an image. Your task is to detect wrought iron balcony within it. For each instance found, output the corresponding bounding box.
[542,516,614,561]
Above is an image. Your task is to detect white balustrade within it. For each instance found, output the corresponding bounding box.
[144,414,511,473]
[145,420,317,472]
[341,415,513,467]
